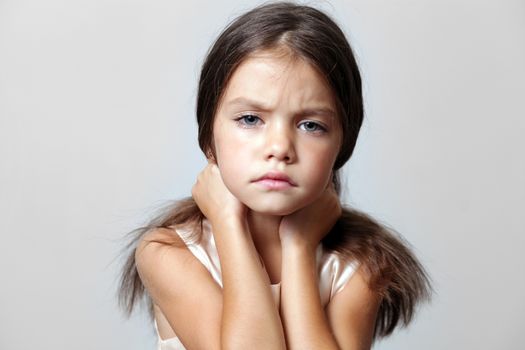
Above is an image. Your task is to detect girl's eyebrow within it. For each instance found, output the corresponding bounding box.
[300,107,337,120]
[226,96,337,119]
[227,97,271,111]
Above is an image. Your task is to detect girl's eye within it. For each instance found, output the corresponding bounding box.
[299,121,326,133]
[235,114,261,127]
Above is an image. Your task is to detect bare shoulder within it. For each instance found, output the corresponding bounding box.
[134,226,223,349]
[135,226,191,297]
[136,226,186,255]
[326,266,382,350]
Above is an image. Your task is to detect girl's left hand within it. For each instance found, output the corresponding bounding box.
[279,181,342,251]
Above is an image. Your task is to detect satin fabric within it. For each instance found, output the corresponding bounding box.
[155,219,359,350]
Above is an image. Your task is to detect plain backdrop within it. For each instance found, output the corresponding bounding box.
[1,0,524,349]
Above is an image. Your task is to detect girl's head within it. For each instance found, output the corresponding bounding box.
[196,2,363,213]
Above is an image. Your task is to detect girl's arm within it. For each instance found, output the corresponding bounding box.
[212,217,286,349]
[280,240,339,349]
[279,184,381,350]
[135,228,224,349]
[136,163,285,350]
[192,163,286,349]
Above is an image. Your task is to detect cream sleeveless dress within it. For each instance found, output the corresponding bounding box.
[154,219,359,350]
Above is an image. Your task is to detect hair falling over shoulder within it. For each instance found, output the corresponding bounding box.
[117,197,432,342]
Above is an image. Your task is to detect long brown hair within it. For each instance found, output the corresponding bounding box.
[118,1,432,341]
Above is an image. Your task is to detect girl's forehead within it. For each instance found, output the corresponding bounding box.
[220,51,337,110]
[234,48,308,79]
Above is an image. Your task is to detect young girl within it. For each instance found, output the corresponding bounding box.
[118,2,432,349]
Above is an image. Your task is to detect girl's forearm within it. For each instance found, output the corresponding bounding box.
[212,219,286,350]
[280,242,340,350]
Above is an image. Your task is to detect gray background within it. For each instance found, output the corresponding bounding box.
[1,0,524,349]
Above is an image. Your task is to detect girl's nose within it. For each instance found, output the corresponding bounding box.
[264,124,297,163]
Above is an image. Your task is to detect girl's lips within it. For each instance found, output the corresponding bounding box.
[252,171,297,190]
[254,178,295,190]
[253,171,297,186]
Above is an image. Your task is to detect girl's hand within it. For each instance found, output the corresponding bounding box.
[191,160,247,227]
[279,181,341,251]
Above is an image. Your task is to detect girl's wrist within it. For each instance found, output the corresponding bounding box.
[212,216,250,238]
[281,235,318,255]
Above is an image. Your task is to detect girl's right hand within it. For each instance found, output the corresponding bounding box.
[191,160,247,227]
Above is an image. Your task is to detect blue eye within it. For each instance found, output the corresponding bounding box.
[235,114,261,127]
[299,121,326,133]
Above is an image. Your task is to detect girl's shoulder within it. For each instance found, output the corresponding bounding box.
[135,222,201,281]
[135,226,188,281]
[138,226,183,249]
[139,221,198,248]
[317,245,362,305]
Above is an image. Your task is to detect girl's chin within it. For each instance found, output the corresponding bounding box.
[244,202,301,217]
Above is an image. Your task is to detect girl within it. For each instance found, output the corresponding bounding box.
[118,2,432,349]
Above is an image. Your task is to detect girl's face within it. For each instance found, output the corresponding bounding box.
[212,50,343,215]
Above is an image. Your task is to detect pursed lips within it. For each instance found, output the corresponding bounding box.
[252,171,297,186]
